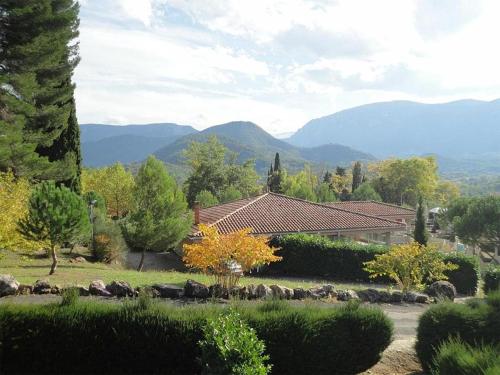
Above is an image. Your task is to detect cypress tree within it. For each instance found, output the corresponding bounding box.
[269,153,283,193]
[352,161,363,192]
[323,170,332,184]
[0,0,81,190]
[414,196,429,246]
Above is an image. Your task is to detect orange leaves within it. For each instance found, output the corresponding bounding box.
[182,224,281,285]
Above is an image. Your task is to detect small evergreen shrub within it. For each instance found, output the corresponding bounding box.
[200,310,271,375]
[432,339,500,375]
[267,234,388,282]
[416,292,500,372]
[92,215,128,263]
[484,265,500,294]
[443,253,480,295]
[60,287,79,306]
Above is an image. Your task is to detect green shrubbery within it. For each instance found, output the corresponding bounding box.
[267,234,388,282]
[92,215,128,263]
[432,339,500,375]
[0,300,392,375]
[200,310,271,375]
[443,253,480,295]
[267,234,479,294]
[484,265,500,294]
[416,292,500,372]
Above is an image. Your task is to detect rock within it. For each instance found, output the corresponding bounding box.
[184,279,209,299]
[209,284,229,299]
[270,285,287,299]
[33,280,52,294]
[69,256,87,264]
[256,284,272,299]
[50,285,62,295]
[106,281,135,297]
[89,280,112,297]
[403,292,429,304]
[17,284,33,295]
[136,286,160,298]
[283,287,294,300]
[390,291,403,303]
[321,284,336,297]
[228,285,247,299]
[378,291,392,303]
[246,284,258,299]
[0,275,19,297]
[426,281,457,301]
[152,284,183,298]
[336,290,359,302]
[75,285,90,296]
[309,284,336,299]
[358,288,381,303]
[293,288,307,300]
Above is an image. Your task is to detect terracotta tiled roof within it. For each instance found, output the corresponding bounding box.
[192,193,406,236]
[323,201,416,218]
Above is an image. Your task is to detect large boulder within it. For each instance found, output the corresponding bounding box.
[358,288,381,303]
[426,281,457,301]
[106,281,135,298]
[184,279,209,299]
[152,284,183,298]
[336,290,359,302]
[209,284,229,299]
[0,275,19,297]
[17,284,33,295]
[246,284,258,299]
[378,291,392,303]
[255,284,272,299]
[390,291,403,303]
[309,284,336,299]
[269,285,287,299]
[136,286,160,298]
[33,280,52,294]
[89,280,112,297]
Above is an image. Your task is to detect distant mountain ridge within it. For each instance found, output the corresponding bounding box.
[81,121,374,174]
[287,99,500,159]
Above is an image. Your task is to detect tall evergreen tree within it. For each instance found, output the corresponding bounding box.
[414,195,429,246]
[323,170,332,184]
[352,161,363,192]
[273,152,281,172]
[335,166,346,176]
[268,153,283,193]
[0,0,81,190]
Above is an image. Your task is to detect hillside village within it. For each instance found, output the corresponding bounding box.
[1,1,500,375]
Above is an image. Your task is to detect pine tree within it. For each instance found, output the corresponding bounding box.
[0,0,81,189]
[122,156,192,271]
[414,196,429,246]
[18,181,89,274]
[352,161,362,192]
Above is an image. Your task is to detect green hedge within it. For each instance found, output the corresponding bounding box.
[484,265,500,294]
[0,300,393,375]
[416,292,500,372]
[443,253,480,295]
[432,339,500,375]
[267,234,388,282]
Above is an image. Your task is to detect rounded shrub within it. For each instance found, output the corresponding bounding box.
[484,265,500,294]
[443,253,480,295]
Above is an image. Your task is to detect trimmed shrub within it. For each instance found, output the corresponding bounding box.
[432,339,500,375]
[484,265,500,294]
[267,234,388,282]
[200,310,271,374]
[0,300,393,375]
[443,253,480,295]
[416,292,500,372]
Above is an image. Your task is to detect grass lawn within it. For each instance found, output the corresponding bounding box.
[0,249,392,291]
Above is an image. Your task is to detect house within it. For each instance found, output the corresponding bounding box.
[190,193,407,245]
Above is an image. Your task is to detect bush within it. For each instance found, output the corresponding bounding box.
[431,339,500,375]
[60,288,80,306]
[200,310,271,375]
[266,234,388,282]
[92,215,128,263]
[416,292,500,372]
[0,300,393,375]
[443,253,480,295]
[484,265,500,294]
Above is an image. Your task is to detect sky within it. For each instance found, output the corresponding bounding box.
[75,0,500,135]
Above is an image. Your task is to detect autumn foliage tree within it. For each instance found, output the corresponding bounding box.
[183,225,281,288]
[363,242,458,292]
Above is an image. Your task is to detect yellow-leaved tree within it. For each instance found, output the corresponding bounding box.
[183,224,281,288]
[363,242,458,292]
[0,171,47,252]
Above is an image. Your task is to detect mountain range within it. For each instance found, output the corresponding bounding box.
[288,99,500,159]
[81,121,374,175]
[81,99,500,176]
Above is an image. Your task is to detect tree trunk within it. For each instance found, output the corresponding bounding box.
[49,245,58,275]
[137,249,146,272]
